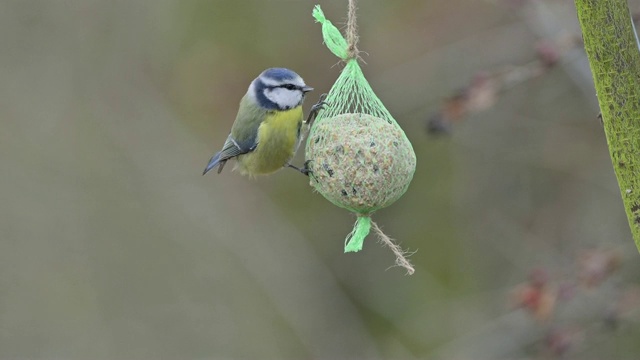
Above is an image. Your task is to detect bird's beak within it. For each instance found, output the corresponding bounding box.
[302,86,314,93]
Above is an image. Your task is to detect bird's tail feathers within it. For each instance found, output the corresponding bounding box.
[203,152,227,175]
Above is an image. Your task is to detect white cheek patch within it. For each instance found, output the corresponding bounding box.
[247,81,258,103]
[264,88,302,109]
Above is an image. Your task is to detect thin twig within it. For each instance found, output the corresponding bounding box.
[372,221,415,275]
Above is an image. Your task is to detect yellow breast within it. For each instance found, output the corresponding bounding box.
[236,107,303,175]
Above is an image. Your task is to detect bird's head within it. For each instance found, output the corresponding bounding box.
[249,68,313,111]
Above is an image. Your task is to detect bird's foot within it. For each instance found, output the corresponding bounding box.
[287,160,316,181]
[306,93,328,126]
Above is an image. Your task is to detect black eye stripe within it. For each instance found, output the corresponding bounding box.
[276,84,298,90]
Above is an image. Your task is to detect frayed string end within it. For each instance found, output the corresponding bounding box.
[372,221,415,275]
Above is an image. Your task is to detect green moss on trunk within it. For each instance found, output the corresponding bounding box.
[575,0,640,252]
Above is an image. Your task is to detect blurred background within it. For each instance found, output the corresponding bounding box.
[1,0,640,359]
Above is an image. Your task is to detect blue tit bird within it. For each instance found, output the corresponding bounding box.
[203,67,322,177]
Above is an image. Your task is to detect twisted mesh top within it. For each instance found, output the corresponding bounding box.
[311,6,398,128]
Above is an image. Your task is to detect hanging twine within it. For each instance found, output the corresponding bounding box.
[346,0,359,60]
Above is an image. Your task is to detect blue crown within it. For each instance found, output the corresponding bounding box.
[261,68,299,82]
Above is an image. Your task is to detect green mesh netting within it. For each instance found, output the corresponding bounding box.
[306,5,417,254]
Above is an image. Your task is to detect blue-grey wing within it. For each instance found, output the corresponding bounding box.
[223,93,267,158]
[203,133,257,175]
[219,133,257,160]
[203,95,264,175]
